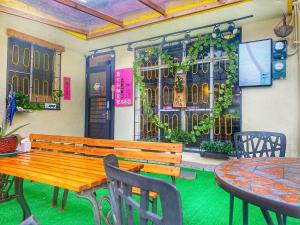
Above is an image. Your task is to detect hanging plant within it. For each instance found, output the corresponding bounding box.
[174,75,184,93]
[133,34,238,143]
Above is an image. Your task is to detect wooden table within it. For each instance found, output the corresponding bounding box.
[0,150,143,225]
[215,157,300,225]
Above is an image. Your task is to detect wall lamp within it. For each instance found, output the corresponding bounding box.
[212,22,238,38]
[212,24,221,38]
[127,43,133,51]
[228,22,238,35]
[183,31,191,44]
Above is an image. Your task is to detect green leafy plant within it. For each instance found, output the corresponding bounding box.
[16,92,44,110]
[200,141,234,155]
[0,120,29,142]
[133,34,238,144]
[174,75,184,92]
[165,129,196,144]
[52,90,64,103]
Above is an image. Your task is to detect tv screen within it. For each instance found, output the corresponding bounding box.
[238,39,272,87]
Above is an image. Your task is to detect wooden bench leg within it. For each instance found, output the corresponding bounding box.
[60,189,69,211]
[52,186,59,208]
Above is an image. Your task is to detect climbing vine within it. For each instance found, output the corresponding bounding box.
[133,34,238,143]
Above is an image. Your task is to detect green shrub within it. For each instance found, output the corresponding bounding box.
[165,129,196,144]
[200,141,234,155]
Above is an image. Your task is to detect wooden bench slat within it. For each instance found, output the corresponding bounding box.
[141,164,181,177]
[31,141,182,164]
[29,133,183,178]
[132,187,157,198]
[19,153,140,173]
[30,134,183,153]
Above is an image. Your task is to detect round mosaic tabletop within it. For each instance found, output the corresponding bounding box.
[214,157,300,218]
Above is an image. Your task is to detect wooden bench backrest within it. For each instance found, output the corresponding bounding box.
[29,134,183,177]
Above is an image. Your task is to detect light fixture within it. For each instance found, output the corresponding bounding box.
[183,31,191,44]
[110,48,115,58]
[228,22,238,35]
[127,43,133,51]
[212,25,221,38]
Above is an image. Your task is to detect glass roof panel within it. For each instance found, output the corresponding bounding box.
[152,0,209,12]
[73,0,150,20]
[18,0,110,32]
[3,0,245,37]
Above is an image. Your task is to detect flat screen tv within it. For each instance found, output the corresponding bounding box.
[238,39,272,87]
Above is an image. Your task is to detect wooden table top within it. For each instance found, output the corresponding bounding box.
[0,150,143,192]
[215,157,300,218]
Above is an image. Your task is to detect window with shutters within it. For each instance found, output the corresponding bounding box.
[7,37,61,110]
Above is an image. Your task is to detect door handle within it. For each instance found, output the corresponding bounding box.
[106,110,110,121]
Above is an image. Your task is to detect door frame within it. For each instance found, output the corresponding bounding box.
[84,53,115,139]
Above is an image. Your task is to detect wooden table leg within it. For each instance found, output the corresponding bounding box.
[61,189,69,211]
[52,186,59,208]
[15,177,31,220]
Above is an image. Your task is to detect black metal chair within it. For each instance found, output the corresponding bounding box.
[20,216,39,225]
[103,154,183,225]
[235,131,286,159]
[230,131,286,225]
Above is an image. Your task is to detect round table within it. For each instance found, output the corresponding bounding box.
[215,157,300,224]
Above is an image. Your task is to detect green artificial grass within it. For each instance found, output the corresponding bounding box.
[0,169,299,225]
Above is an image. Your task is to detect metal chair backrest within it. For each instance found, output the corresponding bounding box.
[234,131,286,159]
[104,154,183,225]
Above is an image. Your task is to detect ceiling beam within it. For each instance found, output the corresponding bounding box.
[87,0,244,39]
[0,4,87,35]
[137,0,166,16]
[7,29,65,52]
[53,0,124,27]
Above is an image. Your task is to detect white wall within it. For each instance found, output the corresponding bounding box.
[242,18,300,157]
[0,13,87,137]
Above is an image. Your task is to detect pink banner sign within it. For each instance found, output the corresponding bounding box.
[114,68,133,106]
[63,77,71,100]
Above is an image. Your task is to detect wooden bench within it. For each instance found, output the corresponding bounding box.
[29,134,183,210]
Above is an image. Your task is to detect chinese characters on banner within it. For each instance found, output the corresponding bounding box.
[63,77,71,100]
[114,68,133,106]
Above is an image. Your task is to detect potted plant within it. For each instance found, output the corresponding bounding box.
[0,121,29,154]
[16,92,44,112]
[200,141,234,160]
